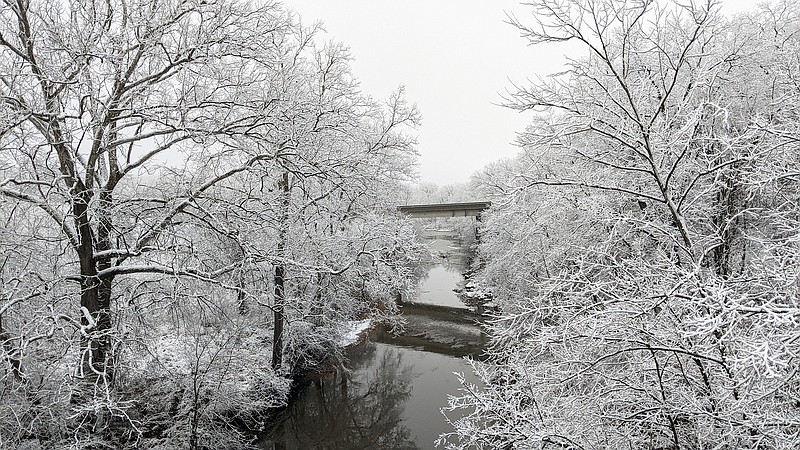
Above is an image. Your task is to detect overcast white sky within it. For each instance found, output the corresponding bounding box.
[287,0,758,186]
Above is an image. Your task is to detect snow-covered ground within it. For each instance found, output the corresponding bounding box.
[337,319,373,346]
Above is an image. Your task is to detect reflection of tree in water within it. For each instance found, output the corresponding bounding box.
[438,253,468,273]
[411,234,469,288]
[265,344,417,449]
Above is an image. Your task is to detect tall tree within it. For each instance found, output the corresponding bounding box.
[444,1,800,448]
[0,0,421,445]
[0,0,299,382]
[258,43,421,369]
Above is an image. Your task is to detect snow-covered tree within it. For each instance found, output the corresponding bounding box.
[0,0,420,446]
[444,1,800,448]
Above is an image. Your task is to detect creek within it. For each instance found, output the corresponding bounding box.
[259,229,485,449]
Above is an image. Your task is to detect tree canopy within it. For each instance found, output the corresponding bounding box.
[444,0,800,448]
[0,0,421,447]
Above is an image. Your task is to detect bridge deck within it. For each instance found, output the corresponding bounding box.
[397,201,491,219]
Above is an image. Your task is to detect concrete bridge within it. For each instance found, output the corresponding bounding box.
[397,201,491,219]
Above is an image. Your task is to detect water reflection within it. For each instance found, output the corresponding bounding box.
[414,230,470,308]
[379,307,485,359]
[260,228,484,449]
[261,344,418,450]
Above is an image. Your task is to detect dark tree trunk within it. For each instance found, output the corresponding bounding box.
[75,192,114,383]
[272,171,290,371]
[711,169,743,279]
[0,314,24,382]
[272,264,286,371]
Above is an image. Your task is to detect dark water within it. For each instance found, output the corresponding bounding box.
[260,229,484,449]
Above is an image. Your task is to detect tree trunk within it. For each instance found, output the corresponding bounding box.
[271,171,290,371]
[271,264,286,371]
[0,314,24,382]
[75,194,114,383]
[711,168,743,279]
